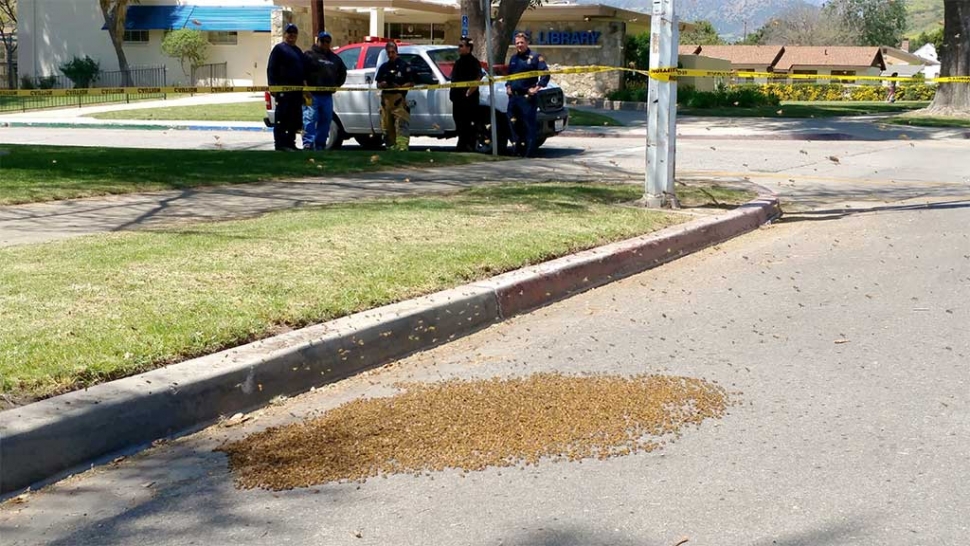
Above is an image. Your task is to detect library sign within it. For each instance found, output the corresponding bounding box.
[516,30,602,46]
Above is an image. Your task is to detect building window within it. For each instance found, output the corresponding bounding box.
[209,31,238,46]
[123,30,149,44]
[385,23,445,45]
[792,69,817,84]
[737,68,755,83]
[830,70,856,84]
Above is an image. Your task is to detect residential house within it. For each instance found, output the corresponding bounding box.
[773,46,886,85]
[681,45,891,86]
[679,45,783,84]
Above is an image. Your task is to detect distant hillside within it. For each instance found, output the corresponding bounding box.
[906,0,945,37]
[577,0,816,40]
[580,0,945,41]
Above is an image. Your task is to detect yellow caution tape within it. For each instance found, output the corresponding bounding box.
[0,66,965,98]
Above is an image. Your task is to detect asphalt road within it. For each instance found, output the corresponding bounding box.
[1,122,968,545]
[2,190,967,546]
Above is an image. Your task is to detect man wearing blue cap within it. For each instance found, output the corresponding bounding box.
[302,31,347,150]
[267,23,306,151]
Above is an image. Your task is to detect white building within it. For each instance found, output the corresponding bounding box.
[18,0,280,86]
[17,0,653,94]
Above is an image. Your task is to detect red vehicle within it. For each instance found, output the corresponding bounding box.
[333,36,411,71]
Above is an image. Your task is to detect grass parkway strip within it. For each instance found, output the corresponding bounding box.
[0,145,496,206]
[0,182,753,406]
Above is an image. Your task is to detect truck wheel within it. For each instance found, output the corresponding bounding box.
[325,118,344,150]
[475,110,509,155]
[354,134,385,150]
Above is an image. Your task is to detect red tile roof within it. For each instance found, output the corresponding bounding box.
[775,46,885,71]
[679,45,784,66]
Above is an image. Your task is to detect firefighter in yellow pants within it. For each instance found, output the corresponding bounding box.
[375,41,415,151]
[380,93,411,151]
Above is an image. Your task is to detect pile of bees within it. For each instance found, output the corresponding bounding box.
[220,372,730,490]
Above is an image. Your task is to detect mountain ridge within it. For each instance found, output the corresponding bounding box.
[578,0,943,41]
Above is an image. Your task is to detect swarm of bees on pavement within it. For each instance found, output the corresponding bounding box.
[219,372,730,490]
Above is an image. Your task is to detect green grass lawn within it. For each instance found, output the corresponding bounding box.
[0,182,753,404]
[0,145,495,205]
[882,115,970,129]
[567,108,624,127]
[89,101,266,122]
[679,101,929,118]
[0,94,175,114]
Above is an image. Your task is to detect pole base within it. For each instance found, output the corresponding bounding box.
[637,194,680,209]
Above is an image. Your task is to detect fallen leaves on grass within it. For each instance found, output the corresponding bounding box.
[219,373,730,490]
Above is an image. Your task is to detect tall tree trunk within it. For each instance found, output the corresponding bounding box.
[99,0,133,87]
[926,0,969,114]
[461,0,531,68]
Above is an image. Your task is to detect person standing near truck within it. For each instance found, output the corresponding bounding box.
[302,31,347,151]
[375,41,415,151]
[505,32,549,158]
[450,37,482,152]
[267,23,306,151]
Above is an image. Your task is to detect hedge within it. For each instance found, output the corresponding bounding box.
[606,82,937,104]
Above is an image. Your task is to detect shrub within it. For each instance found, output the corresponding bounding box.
[37,76,58,89]
[679,84,779,109]
[59,56,101,89]
[758,82,936,102]
[607,84,646,102]
[20,76,35,89]
[162,29,210,76]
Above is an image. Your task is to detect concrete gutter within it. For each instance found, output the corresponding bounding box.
[0,192,781,495]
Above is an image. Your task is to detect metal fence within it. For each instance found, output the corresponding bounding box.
[191,62,228,87]
[0,62,14,89]
[1,65,168,113]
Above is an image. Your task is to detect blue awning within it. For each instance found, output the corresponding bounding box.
[183,7,275,32]
[110,6,193,31]
[103,5,275,32]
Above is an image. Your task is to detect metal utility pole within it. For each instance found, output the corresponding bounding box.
[312,0,326,35]
[644,0,679,208]
[482,0,499,157]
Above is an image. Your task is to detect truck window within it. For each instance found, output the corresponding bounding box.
[336,47,361,69]
[363,46,383,69]
[401,54,437,85]
[427,48,461,80]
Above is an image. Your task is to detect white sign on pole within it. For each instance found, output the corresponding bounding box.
[645,0,679,208]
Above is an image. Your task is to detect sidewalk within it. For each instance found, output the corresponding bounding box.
[567,105,970,141]
[0,156,644,248]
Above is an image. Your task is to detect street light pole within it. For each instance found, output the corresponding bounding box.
[644,0,679,208]
[483,0,499,157]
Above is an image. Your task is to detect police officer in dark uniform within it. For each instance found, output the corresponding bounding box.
[450,37,482,152]
[267,24,306,151]
[505,32,549,158]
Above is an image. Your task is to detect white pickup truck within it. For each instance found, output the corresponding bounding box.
[264,44,569,153]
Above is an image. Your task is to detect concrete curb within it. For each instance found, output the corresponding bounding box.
[0,192,781,494]
[568,97,647,112]
[0,121,271,132]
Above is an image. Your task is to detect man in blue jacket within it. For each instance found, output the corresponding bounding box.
[302,31,348,150]
[505,32,549,158]
[267,23,306,151]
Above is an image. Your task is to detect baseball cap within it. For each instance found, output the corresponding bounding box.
[318,31,332,41]
[284,23,298,34]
